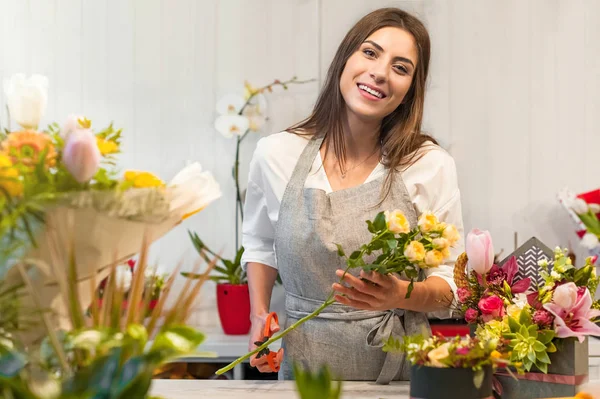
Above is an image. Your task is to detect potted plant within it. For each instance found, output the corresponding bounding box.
[385,334,506,399]
[184,77,313,335]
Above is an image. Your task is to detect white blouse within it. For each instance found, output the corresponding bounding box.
[241,131,465,319]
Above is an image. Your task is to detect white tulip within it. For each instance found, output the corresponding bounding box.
[168,162,222,219]
[216,94,245,115]
[3,73,48,130]
[114,264,133,292]
[570,198,590,215]
[589,203,600,214]
[214,114,250,138]
[581,233,600,249]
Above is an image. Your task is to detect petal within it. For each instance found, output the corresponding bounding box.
[503,256,518,284]
[214,115,250,138]
[572,288,593,315]
[511,278,531,294]
[574,318,600,337]
[543,303,568,320]
[216,94,245,115]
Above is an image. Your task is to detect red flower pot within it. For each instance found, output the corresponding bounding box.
[216,284,251,335]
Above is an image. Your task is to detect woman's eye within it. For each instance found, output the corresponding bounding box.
[394,65,408,74]
[362,48,376,57]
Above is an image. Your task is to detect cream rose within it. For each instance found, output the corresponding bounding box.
[384,210,410,234]
[427,342,450,368]
[418,211,439,233]
[433,237,449,250]
[424,250,444,268]
[442,224,461,246]
[404,241,426,262]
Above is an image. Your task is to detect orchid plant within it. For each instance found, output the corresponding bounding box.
[558,187,600,263]
[455,229,600,374]
[215,209,460,375]
[185,76,314,284]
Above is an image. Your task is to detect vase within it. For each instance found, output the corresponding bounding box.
[410,364,493,399]
[216,283,251,335]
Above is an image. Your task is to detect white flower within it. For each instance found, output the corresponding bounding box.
[551,270,562,280]
[71,330,104,349]
[60,114,85,139]
[589,203,600,214]
[3,73,48,130]
[168,162,222,219]
[538,259,549,268]
[570,198,590,215]
[581,233,600,250]
[552,282,578,310]
[114,264,133,292]
[513,293,528,309]
[216,94,245,115]
[215,114,250,138]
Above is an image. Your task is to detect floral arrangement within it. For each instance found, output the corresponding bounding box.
[185,77,314,284]
[385,333,508,373]
[455,229,600,374]
[558,187,600,260]
[216,209,460,375]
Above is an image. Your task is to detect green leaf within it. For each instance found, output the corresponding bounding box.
[537,330,555,344]
[366,220,376,234]
[151,325,205,359]
[373,212,387,232]
[349,251,361,260]
[404,281,415,299]
[507,316,520,333]
[536,361,548,374]
[0,348,26,377]
[527,350,536,363]
[387,239,397,250]
[546,342,557,353]
[335,244,345,257]
[519,308,532,325]
[536,350,551,364]
[473,369,484,390]
[519,325,529,338]
[532,341,545,352]
[234,246,245,267]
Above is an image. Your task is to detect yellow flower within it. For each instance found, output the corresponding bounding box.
[441,247,451,259]
[124,170,164,188]
[384,210,410,234]
[404,241,426,262]
[506,304,522,319]
[0,154,23,197]
[427,342,450,368]
[418,211,439,234]
[1,130,56,168]
[433,237,449,250]
[424,250,444,268]
[490,350,502,359]
[96,137,119,155]
[442,224,461,245]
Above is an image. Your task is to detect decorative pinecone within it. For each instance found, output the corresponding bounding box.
[453,252,469,289]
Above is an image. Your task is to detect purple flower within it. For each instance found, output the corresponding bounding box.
[485,256,531,294]
[532,309,554,328]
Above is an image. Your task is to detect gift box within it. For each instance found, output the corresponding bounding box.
[410,364,494,399]
[497,237,554,292]
[493,338,589,399]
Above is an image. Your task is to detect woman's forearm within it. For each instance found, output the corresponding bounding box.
[247,262,279,317]
[397,276,454,313]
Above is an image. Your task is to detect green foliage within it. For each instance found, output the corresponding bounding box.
[293,363,342,399]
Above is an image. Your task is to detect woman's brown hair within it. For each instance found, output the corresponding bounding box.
[288,8,437,201]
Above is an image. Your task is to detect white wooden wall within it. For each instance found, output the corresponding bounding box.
[1,0,599,323]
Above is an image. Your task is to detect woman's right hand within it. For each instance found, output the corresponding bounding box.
[248,313,284,373]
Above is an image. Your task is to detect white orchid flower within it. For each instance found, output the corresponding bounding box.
[581,233,600,250]
[216,94,245,115]
[571,197,590,215]
[215,114,250,138]
[3,73,48,130]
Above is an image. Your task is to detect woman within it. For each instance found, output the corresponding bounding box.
[241,8,464,383]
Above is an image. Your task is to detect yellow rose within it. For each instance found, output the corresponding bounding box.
[124,170,164,188]
[384,210,410,234]
[96,137,119,155]
[0,154,23,197]
[442,224,460,246]
[427,342,450,368]
[506,304,522,319]
[432,237,449,250]
[404,241,426,262]
[441,247,451,259]
[418,211,439,233]
[424,250,444,268]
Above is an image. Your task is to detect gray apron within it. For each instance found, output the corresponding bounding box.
[274,135,431,384]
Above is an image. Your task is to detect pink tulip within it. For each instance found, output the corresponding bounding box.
[63,128,101,183]
[466,229,495,275]
[544,287,600,343]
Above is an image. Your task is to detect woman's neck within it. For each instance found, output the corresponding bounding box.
[340,110,381,160]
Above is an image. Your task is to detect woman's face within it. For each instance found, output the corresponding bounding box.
[340,27,418,123]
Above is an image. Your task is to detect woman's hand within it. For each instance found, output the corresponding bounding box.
[248,313,284,373]
[332,269,406,311]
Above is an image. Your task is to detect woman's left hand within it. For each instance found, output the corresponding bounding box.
[332,269,405,311]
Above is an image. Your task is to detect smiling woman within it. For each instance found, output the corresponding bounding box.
[241,7,465,383]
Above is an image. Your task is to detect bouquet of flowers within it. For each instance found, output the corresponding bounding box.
[216,209,460,375]
[455,229,600,374]
[558,187,600,264]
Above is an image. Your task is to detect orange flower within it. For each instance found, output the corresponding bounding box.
[1,130,56,168]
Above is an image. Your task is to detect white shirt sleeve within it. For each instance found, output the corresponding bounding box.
[403,147,465,319]
[240,139,278,271]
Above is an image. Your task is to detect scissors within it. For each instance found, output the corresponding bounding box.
[253,312,282,373]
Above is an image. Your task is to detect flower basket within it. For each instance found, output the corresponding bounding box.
[410,364,493,399]
[493,338,589,399]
